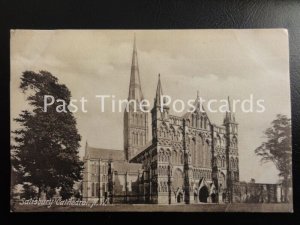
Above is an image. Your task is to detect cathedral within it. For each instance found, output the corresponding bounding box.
[82,37,275,205]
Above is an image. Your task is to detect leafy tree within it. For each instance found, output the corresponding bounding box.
[255,114,292,202]
[73,181,83,200]
[11,71,83,199]
[46,187,57,199]
[20,183,37,199]
[60,185,74,200]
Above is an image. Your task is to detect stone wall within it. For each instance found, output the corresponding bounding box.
[232,182,282,203]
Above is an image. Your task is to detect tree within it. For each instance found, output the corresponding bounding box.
[73,181,83,200]
[255,114,292,202]
[11,70,83,199]
[20,184,37,199]
[60,185,74,200]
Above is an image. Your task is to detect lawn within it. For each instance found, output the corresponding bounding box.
[11,203,293,213]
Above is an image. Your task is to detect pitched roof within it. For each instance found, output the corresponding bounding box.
[112,161,142,173]
[85,144,125,161]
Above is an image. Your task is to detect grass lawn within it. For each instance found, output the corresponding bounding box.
[12,203,293,213]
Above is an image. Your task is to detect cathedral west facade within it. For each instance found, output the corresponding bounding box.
[83,37,241,204]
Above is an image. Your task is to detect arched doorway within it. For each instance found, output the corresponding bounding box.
[172,168,184,203]
[177,191,183,203]
[199,186,209,203]
[210,183,218,203]
[211,193,217,203]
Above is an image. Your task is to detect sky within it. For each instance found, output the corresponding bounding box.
[10,29,291,183]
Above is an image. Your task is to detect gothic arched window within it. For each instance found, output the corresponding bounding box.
[161,151,164,162]
[134,113,137,125]
[232,136,238,148]
[192,114,195,127]
[140,114,143,126]
[172,151,176,164]
[218,136,221,147]
[230,157,234,170]
[132,132,135,145]
[96,183,100,197]
[141,133,144,145]
[204,118,207,129]
[180,152,184,164]
[92,182,95,197]
[217,156,221,167]
[170,126,175,140]
[222,156,225,168]
[178,128,183,139]
[134,132,137,145]
[136,113,139,125]
[166,149,171,162]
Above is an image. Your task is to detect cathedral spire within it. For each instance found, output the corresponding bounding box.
[124,35,148,161]
[128,34,144,102]
[154,74,164,107]
[228,96,232,112]
[189,90,203,113]
[224,96,235,123]
[194,90,201,112]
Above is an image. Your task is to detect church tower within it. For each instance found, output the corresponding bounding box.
[124,36,149,161]
[151,74,170,143]
[223,96,239,202]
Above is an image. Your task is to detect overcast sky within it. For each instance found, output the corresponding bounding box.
[10,29,291,183]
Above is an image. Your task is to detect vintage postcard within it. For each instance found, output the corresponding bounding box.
[10,29,293,212]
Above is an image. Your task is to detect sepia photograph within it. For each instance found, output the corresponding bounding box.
[10,29,293,212]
